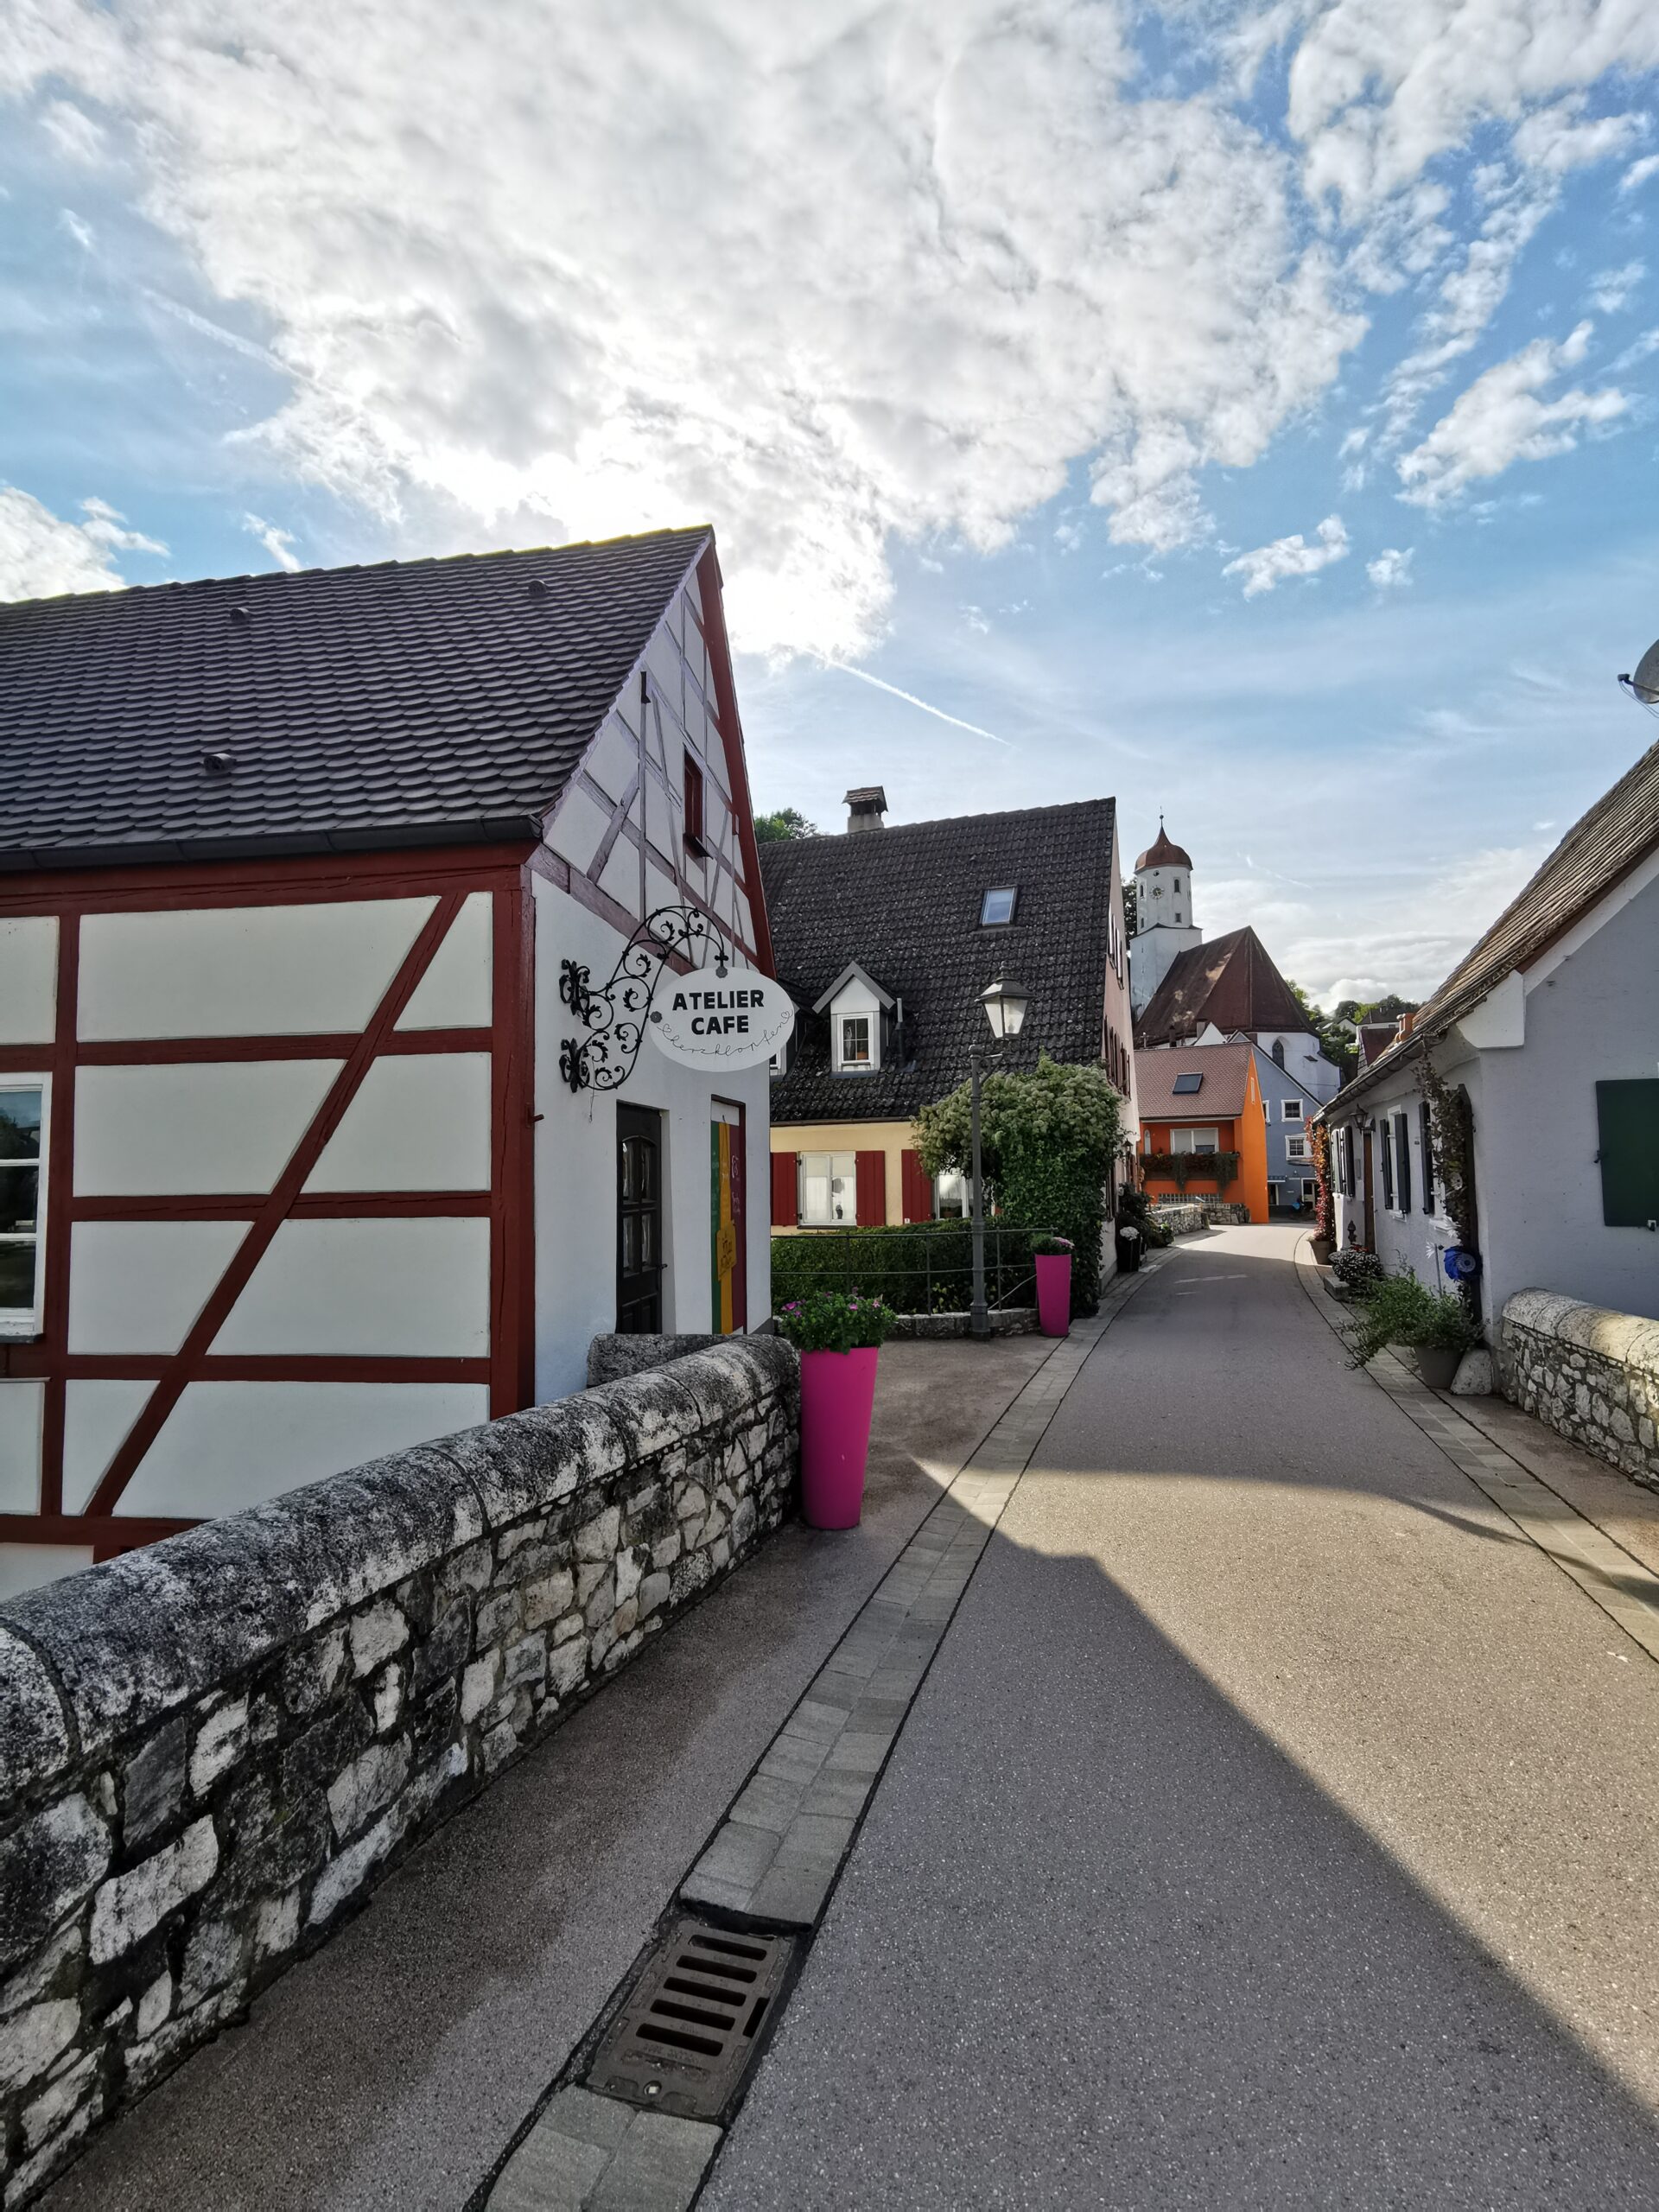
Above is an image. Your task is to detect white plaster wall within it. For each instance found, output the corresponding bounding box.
[61,1379,154,1512]
[1258,1032,1340,1103]
[396,891,493,1030]
[214,1217,491,1356]
[0,918,57,1045]
[79,898,434,1039]
[304,1054,492,1192]
[1128,925,1196,1015]
[1135,861,1196,932]
[116,1381,492,1520]
[0,1381,43,1511]
[531,875,772,1402]
[74,1060,341,1194]
[1480,873,1659,1322]
[68,1221,248,1353]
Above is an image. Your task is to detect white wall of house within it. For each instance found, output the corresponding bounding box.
[1255,1029,1341,1104]
[1332,861,1659,1325]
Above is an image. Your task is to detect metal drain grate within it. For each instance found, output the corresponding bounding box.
[587,1915,795,2121]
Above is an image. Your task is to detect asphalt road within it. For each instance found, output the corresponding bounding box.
[707,1226,1659,2209]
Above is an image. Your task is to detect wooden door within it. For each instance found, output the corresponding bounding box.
[617,1105,664,1333]
[710,1101,747,1334]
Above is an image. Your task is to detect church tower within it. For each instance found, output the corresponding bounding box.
[1130,819,1201,1015]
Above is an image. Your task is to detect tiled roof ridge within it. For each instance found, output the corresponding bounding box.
[0,524,713,616]
[762,793,1113,851]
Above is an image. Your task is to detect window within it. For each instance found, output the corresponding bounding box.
[1286,1135,1307,1161]
[980,887,1017,926]
[1172,1071,1203,1096]
[800,1152,857,1225]
[1380,1122,1395,1210]
[1171,1126,1219,1154]
[838,1014,872,1069]
[1302,1178,1318,1203]
[769,1032,795,1079]
[1420,1103,1435,1214]
[1595,1081,1659,1227]
[1281,1099,1304,1121]
[683,755,706,852]
[1392,1110,1412,1213]
[934,1167,969,1219]
[1270,1039,1286,1068]
[1342,1125,1355,1199]
[0,1081,47,1336]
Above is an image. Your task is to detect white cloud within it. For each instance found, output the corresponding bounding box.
[1621,153,1659,194]
[1397,322,1628,506]
[2,0,1368,659]
[1223,514,1350,599]
[1586,260,1644,314]
[39,99,104,163]
[78,495,168,557]
[0,486,130,597]
[1366,546,1414,589]
[245,512,302,572]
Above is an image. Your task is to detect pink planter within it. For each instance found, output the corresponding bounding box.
[1034,1253,1072,1338]
[799,1346,880,1529]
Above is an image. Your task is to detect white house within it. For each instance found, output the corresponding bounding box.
[1324,734,1659,1328]
[0,527,778,1596]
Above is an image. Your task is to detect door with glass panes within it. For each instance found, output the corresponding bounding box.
[616,1105,664,1333]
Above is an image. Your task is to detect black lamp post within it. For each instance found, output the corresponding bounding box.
[969,977,1029,1339]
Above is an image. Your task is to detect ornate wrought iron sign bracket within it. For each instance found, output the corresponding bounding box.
[559,905,733,1092]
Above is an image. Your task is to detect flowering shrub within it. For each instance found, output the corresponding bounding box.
[1032,1236,1073,1257]
[775,1288,897,1354]
[1331,1249,1384,1294]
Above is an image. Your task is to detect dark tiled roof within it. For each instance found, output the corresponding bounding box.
[1134,1040,1252,1121]
[0,526,710,868]
[1335,734,1659,1111]
[1136,925,1312,1046]
[762,798,1118,1124]
[1356,1021,1399,1068]
[1134,823,1192,872]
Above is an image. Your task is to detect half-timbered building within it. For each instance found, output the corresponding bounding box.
[0,526,775,1595]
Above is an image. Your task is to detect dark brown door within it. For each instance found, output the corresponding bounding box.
[617,1105,664,1333]
[1362,1130,1376,1251]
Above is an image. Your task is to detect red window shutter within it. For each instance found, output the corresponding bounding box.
[900,1147,931,1224]
[770,1152,797,1227]
[855,1150,887,1226]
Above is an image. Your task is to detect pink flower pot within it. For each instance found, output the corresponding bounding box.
[799,1345,880,1529]
[1034,1253,1072,1338]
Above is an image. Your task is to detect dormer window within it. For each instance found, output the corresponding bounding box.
[814,961,895,1077]
[980,887,1017,926]
[840,1015,871,1067]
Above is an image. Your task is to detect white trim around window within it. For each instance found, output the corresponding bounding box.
[1281,1098,1304,1120]
[0,1075,48,1341]
[1285,1135,1307,1161]
[799,1151,857,1226]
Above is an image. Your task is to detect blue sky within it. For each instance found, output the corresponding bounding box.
[3,1,1658,1007]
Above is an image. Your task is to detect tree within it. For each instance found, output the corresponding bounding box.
[1122,878,1139,941]
[1287,982,1358,1084]
[913,1055,1123,1313]
[754,806,817,842]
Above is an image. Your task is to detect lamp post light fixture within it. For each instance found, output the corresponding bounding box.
[969,977,1029,1339]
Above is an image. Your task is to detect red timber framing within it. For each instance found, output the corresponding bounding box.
[0,842,538,1561]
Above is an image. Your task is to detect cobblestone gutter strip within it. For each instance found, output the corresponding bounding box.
[1294,1238,1659,1667]
[480,1256,1167,2212]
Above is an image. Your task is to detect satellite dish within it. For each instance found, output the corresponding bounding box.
[1617,636,1659,711]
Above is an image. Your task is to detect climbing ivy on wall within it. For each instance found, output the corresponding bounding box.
[1419,1055,1479,1302]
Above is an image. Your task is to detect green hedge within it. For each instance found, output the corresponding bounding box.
[771,1222,1049,1314]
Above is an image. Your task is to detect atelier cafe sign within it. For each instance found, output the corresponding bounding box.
[649,973,796,1071]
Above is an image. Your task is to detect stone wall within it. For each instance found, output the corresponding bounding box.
[1499,1290,1659,1488]
[1150,1203,1207,1236]
[884,1309,1039,1340]
[0,1339,798,2206]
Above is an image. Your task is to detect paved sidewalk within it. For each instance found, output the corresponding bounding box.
[41,1334,1051,2212]
[707,1226,1659,2210]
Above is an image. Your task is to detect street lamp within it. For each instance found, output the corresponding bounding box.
[969,977,1029,1339]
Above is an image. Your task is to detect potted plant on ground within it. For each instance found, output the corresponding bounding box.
[1032,1235,1074,1336]
[776,1289,897,1529]
[1411,1288,1484,1390]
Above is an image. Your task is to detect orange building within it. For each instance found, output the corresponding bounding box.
[1132,1041,1269,1224]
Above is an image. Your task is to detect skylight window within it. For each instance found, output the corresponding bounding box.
[981,887,1017,925]
[1172,1071,1203,1095]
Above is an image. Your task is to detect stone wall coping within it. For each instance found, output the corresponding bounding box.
[1503,1289,1659,1377]
[0,1338,797,1804]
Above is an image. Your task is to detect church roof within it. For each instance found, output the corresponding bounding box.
[1135,823,1192,873]
[1135,924,1312,1046]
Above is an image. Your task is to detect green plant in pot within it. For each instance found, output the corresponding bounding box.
[1031,1236,1074,1337]
[775,1292,896,1531]
[1411,1288,1484,1389]
[1341,1271,1481,1385]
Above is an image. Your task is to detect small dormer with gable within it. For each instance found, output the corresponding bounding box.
[813,961,899,1076]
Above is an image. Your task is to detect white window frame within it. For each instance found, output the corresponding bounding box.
[934,1166,969,1219]
[1281,1098,1304,1121]
[1170,1126,1220,1155]
[0,1075,49,1342]
[836,1013,874,1073]
[980,887,1017,926]
[799,1150,857,1226]
[1285,1135,1307,1161]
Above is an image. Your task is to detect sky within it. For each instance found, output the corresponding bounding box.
[3,0,1659,1010]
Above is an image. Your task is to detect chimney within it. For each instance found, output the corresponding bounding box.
[1396,1010,1415,1040]
[844,785,888,835]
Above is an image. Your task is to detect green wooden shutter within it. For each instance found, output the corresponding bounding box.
[1596,1080,1659,1227]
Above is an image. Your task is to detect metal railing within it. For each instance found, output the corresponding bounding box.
[771,1223,1063,1315]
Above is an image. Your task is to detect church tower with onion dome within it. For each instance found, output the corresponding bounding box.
[1129,818,1201,1015]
